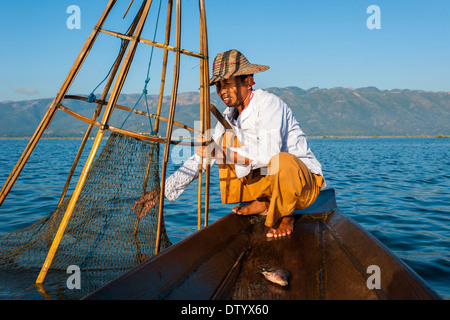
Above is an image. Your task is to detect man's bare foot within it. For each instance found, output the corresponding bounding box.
[266,216,294,238]
[232,199,269,216]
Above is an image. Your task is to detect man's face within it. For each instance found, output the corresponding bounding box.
[215,76,248,108]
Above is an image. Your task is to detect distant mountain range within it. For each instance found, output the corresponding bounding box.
[1,86,449,138]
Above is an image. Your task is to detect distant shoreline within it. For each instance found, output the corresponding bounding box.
[1,135,448,140]
[312,134,449,139]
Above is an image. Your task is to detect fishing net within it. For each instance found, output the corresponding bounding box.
[0,131,171,299]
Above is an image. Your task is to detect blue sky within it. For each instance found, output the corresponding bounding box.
[1,0,449,102]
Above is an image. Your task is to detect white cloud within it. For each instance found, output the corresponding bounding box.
[12,86,39,95]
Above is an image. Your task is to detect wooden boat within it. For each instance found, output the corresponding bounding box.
[83,188,440,300]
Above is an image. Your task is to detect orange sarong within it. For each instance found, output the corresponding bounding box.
[217,132,324,227]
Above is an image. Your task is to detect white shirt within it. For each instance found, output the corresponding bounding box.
[164,89,324,201]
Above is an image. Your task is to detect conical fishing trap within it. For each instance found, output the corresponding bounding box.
[0,0,212,299]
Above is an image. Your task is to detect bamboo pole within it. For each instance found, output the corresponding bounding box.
[153,0,173,134]
[199,0,211,227]
[36,0,154,284]
[195,0,211,230]
[0,0,117,207]
[57,4,145,206]
[197,61,204,230]
[63,95,201,135]
[123,0,135,19]
[98,28,204,59]
[133,142,157,236]
[155,0,181,254]
[197,156,204,230]
[57,104,201,146]
[134,0,174,236]
[197,0,205,230]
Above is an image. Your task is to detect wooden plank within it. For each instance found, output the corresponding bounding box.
[323,209,439,299]
[230,216,323,300]
[316,212,382,299]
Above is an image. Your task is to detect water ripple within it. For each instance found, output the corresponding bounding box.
[0,138,449,299]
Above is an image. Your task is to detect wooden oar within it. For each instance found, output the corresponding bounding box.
[210,104,232,130]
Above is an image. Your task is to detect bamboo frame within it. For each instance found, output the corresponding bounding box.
[197,0,206,230]
[62,95,201,135]
[98,28,205,59]
[57,3,146,206]
[155,0,182,254]
[133,0,174,238]
[36,0,155,284]
[0,0,117,207]
[1,0,212,284]
[57,104,205,146]
[153,0,173,134]
[199,0,211,228]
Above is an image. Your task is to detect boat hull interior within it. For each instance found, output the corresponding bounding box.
[84,189,439,300]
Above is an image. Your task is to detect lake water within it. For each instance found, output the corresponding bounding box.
[0,137,449,299]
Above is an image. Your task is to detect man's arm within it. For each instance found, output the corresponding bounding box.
[132,120,229,218]
[195,138,251,166]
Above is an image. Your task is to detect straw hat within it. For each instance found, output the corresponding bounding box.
[209,49,270,85]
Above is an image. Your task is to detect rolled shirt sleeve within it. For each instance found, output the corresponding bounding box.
[164,120,226,201]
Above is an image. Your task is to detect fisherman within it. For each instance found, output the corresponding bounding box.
[132,49,325,238]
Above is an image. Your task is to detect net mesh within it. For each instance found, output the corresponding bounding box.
[0,132,171,299]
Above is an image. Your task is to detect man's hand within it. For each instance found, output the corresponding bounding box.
[195,137,216,159]
[132,187,160,218]
[195,136,251,165]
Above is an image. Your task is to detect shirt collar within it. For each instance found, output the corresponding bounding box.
[222,89,258,125]
[237,90,256,124]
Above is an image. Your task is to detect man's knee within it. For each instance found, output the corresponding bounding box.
[268,152,299,175]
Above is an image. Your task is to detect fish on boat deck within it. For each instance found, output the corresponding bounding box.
[258,265,290,286]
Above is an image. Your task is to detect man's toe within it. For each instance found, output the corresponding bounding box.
[266,228,275,238]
